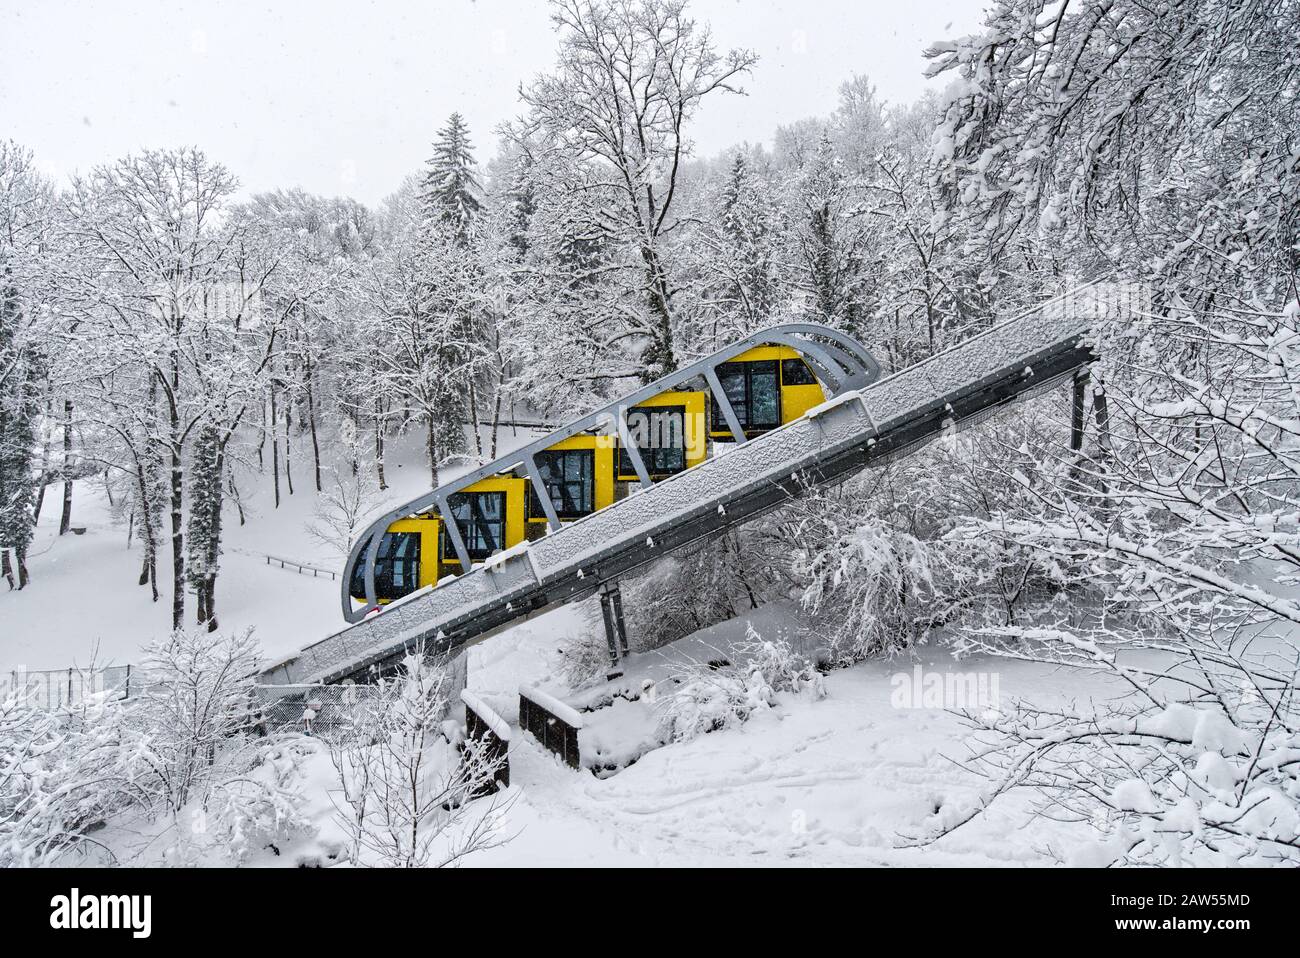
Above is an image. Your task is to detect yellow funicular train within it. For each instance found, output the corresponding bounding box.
[348,343,829,610]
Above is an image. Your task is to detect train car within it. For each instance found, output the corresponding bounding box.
[708,345,826,440]
[348,475,527,606]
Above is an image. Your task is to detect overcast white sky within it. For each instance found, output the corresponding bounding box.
[0,0,983,205]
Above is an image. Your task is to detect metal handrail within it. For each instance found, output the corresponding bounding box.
[341,323,882,622]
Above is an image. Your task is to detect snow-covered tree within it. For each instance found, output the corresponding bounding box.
[684,151,783,348]
[0,142,53,589]
[419,112,483,244]
[518,0,758,381]
[61,148,294,628]
[909,0,1300,864]
[328,651,512,867]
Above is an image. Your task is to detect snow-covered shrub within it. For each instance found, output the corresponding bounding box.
[328,650,512,867]
[916,295,1300,866]
[204,735,318,863]
[0,680,130,866]
[793,477,951,663]
[655,628,823,744]
[122,627,261,817]
[655,670,771,744]
[926,669,1300,867]
[791,401,1088,666]
[733,623,826,699]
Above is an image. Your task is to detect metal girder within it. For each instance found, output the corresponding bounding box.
[702,365,747,443]
[616,407,653,489]
[436,493,473,574]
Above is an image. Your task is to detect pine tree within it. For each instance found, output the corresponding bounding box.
[0,143,46,591]
[419,113,483,244]
[791,134,874,336]
[716,153,778,334]
[504,151,537,259]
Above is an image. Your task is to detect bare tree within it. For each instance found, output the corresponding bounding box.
[328,652,513,868]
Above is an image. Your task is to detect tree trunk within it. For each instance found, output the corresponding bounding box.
[256,395,266,469]
[59,398,74,535]
[306,353,322,492]
[375,397,387,491]
[490,388,503,460]
[639,244,676,379]
[168,352,185,630]
[134,459,158,598]
[228,473,246,526]
[468,379,483,459]
[427,412,439,488]
[201,448,226,633]
[284,391,294,496]
[169,442,184,629]
[270,379,281,508]
[32,424,51,524]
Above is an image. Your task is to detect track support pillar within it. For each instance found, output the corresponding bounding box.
[599,581,630,663]
[1071,368,1090,454]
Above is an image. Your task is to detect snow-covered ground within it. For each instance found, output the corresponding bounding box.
[205,625,1116,868]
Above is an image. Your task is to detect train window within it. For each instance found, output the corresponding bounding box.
[350,532,420,601]
[444,491,506,561]
[712,361,780,432]
[530,449,594,518]
[619,405,687,476]
[781,358,818,385]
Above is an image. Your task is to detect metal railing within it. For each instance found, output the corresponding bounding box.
[230,547,340,581]
[260,553,338,580]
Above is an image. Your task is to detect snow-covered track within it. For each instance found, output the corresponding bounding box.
[260,282,1135,686]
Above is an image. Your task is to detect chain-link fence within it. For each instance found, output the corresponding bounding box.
[4,665,134,710]
[253,683,385,738]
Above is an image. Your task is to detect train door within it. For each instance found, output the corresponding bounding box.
[439,477,526,574]
[710,357,781,439]
[525,437,616,539]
